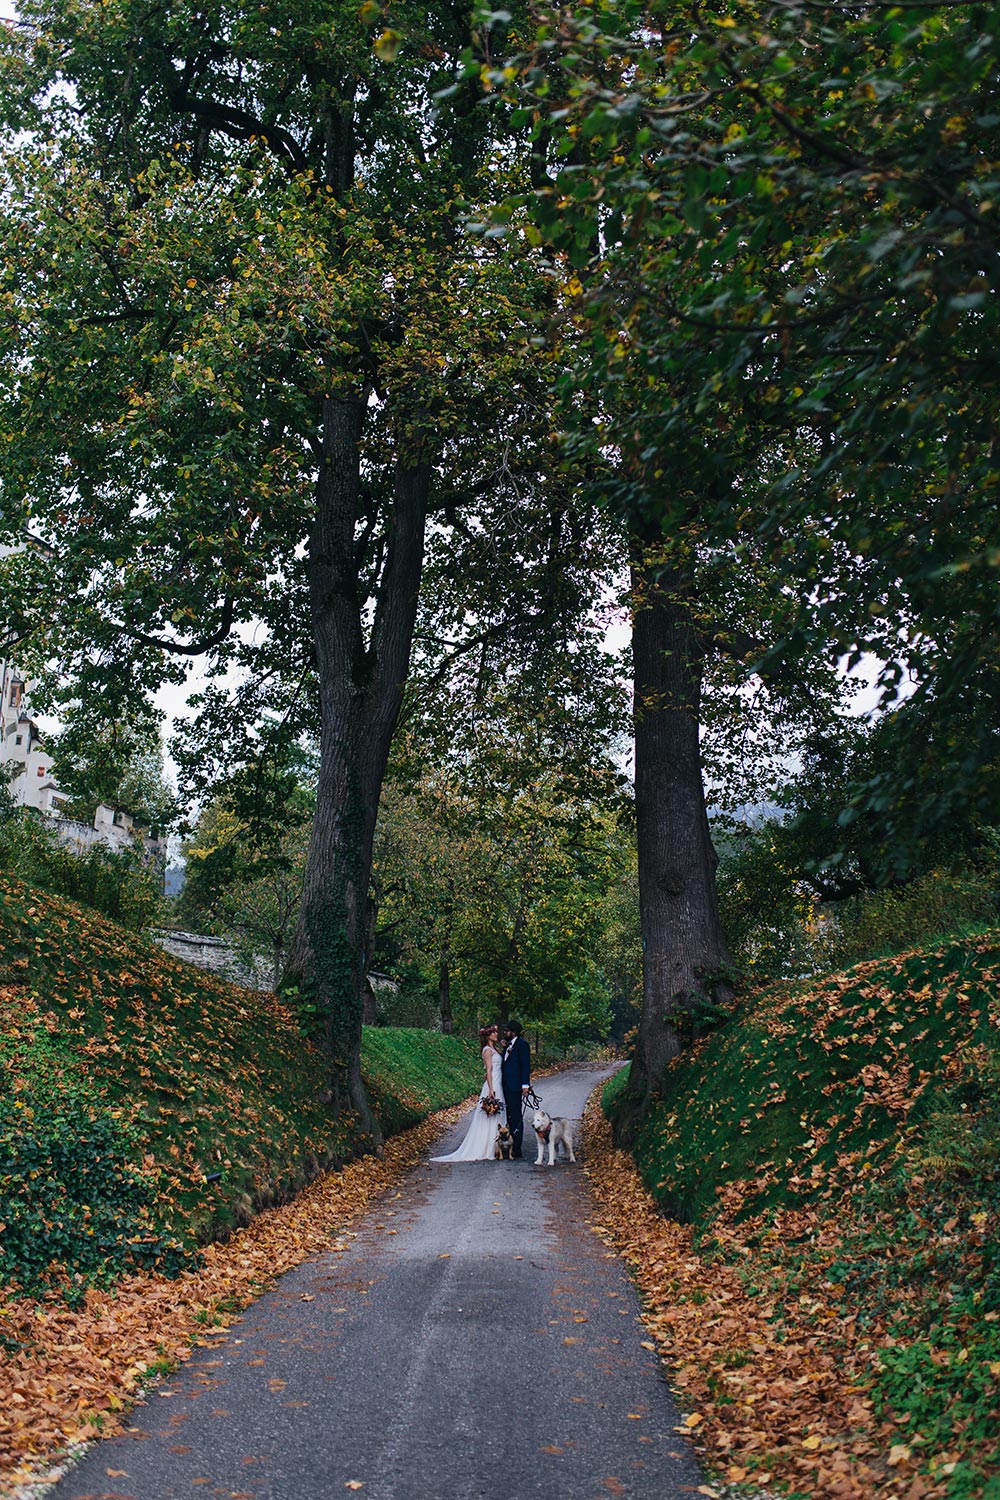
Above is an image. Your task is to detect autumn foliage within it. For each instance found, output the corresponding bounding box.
[0,874,486,1491]
[591,932,1000,1499]
[0,873,480,1312]
[0,1104,470,1495]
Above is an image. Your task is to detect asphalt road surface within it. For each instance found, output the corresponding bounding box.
[53,1064,706,1500]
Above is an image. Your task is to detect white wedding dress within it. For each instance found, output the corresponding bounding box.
[430,1047,505,1162]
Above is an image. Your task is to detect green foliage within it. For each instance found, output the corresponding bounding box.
[175,771,311,982]
[0,872,354,1250]
[374,764,632,1035]
[715,821,818,982]
[0,1099,183,1306]
[48,703,175,830]
[0,0,575,1110]
[825,868,997,971]
[491,0,1000,839]
[0,1024,186,1303]
[781,711,998,896]
[608,933,1000,1497]
[828,1059,1000,1495]
[533,964,613,1054]
[716,817,997,983]
[602,1062,630,1119]
[0,810,164,930]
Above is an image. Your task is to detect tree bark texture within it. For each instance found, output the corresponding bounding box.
[438,953,453,1035]
[621,539,732,1135]
[287,395,430,1137]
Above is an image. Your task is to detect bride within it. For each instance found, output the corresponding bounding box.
[430,1023,505,1162]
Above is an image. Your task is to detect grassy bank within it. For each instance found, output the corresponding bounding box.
[601,932,1000,1499]
[0,875,479,1302]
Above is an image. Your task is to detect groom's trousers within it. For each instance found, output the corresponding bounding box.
[503,1085,525,1158]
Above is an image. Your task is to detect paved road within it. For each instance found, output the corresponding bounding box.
[54,1065,705,1500]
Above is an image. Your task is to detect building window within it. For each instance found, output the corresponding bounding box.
[14,734,22,745]
[37,767,45,777]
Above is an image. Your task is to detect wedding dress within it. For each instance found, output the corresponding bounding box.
[430,1047,504,1162]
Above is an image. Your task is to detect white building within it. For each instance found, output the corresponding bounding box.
[0,660,164,860]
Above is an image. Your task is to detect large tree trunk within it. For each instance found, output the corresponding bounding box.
[438,953,453,1035]
[286,394,430,1140]
[618,537,732,1139]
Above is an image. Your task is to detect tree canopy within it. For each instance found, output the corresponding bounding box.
[2,0,995,1130]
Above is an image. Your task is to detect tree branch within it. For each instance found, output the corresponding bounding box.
[166,80,309,177]
[127,595,235,655]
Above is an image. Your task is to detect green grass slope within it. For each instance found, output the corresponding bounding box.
[606,932,1000,1497]
[606,931,999,1226]
[0,875,479,1300]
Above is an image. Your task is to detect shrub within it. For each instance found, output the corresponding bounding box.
[0,810,163,930]
[822,867,997,969]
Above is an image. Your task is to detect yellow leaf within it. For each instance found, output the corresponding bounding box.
[373,29,400,61]
[683,1412,703,1428]
[888,1444,911,1467]
[802,1435,821,1451]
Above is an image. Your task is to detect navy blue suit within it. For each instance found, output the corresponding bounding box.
[500,1035,531,1158]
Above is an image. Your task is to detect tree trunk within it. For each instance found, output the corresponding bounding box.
[438,952,453,1034]
[362,884,378,1024]
[438,887,454,1034]
[286,394,430,1140]
[618,537,732,1139]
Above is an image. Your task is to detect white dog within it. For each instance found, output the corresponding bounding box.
[532,1109,577,1166]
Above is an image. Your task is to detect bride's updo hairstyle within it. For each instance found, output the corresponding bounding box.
[479,1024,497,1046]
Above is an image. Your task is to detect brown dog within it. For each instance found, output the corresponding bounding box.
[494,1124,515,1160]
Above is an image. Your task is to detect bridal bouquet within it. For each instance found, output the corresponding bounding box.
[480,1095,502,1116]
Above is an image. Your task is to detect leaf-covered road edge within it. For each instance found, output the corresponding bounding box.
[581,1093,950,1500]
[2,1099,471,1500]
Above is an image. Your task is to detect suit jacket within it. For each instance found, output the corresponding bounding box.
[501,1034,531,1096]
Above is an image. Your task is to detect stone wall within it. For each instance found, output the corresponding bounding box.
[151,929,271,989]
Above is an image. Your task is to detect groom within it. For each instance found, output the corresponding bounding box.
[500,1020,531,1160]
